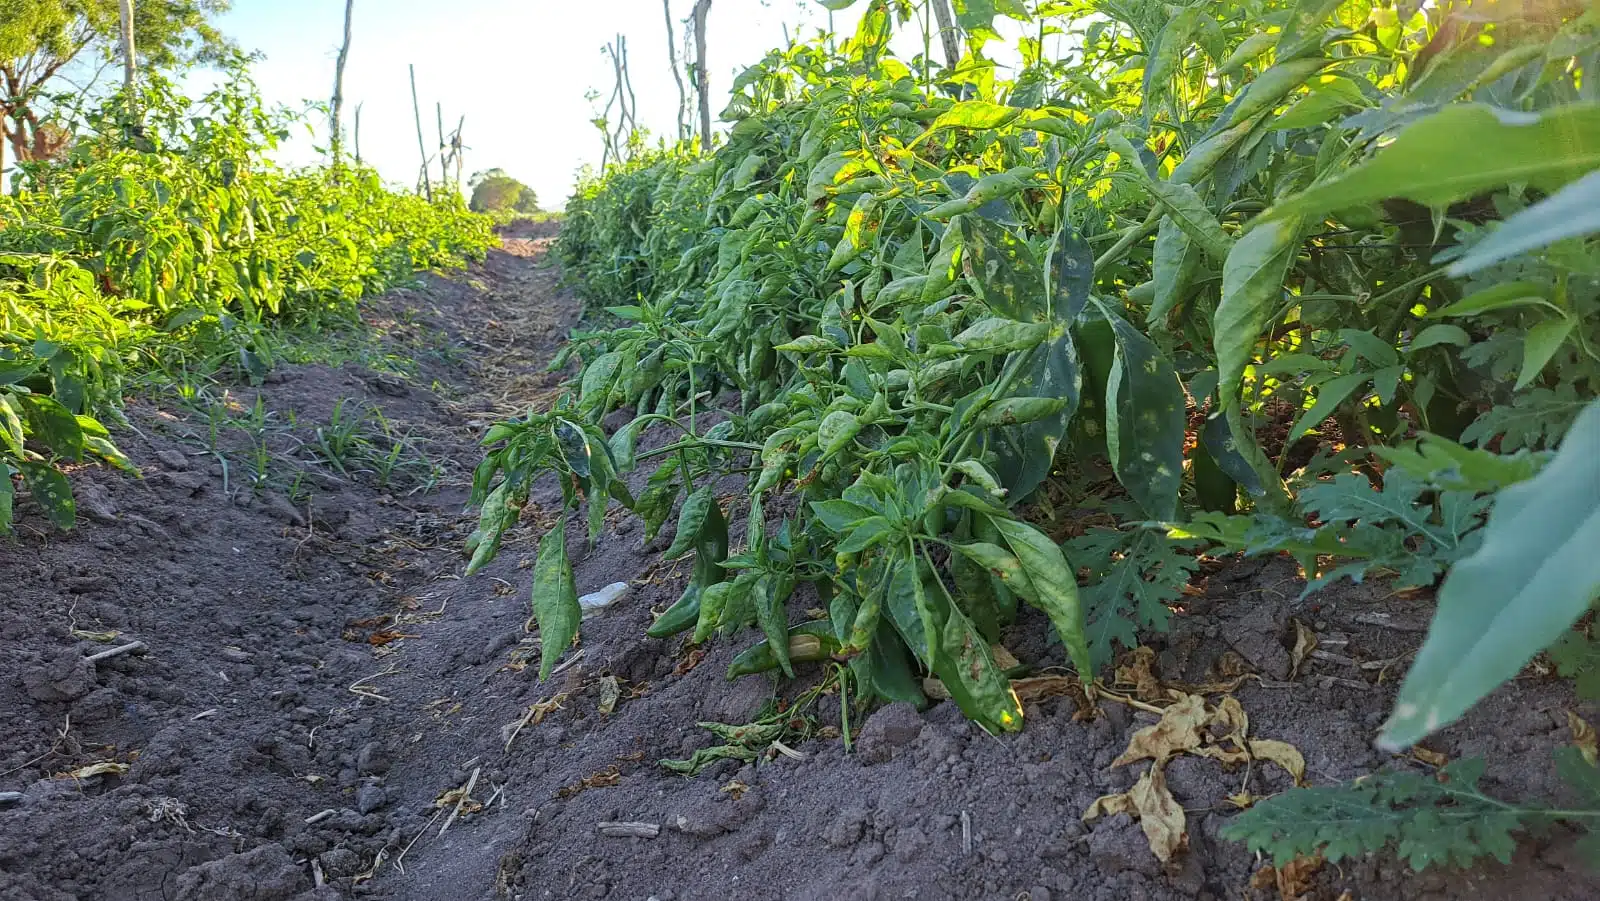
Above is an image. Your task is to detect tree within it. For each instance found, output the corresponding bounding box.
[0,0,232,171]
[468,169,538,215]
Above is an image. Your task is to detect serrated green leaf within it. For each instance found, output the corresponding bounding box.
[1449,170,1600,276]
[1379,398,1600,750]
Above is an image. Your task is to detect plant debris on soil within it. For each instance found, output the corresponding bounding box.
[2,221,1597,901]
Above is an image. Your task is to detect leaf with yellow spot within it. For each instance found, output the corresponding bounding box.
[1086,298,1186,521]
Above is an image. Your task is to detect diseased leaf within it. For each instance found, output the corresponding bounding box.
[1048,225,1093,322]
[989,330,1081,502]
[1092,300,1186,521]
[532,519,580,681]
[988,515,1093,681]
[957,216,1049,322]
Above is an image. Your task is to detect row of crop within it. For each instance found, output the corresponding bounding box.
[1,65,494,533]
[472,0,1600,868]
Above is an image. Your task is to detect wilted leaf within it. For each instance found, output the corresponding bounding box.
[1251,739,1308,785]
[1569,711,1598,766]
[1112,694,1209,766]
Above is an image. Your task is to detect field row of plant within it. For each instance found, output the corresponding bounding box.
[469,0,1600,866]
[1,62,494,533]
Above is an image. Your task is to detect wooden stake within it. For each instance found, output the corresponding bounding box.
[436,101,449,190]
[410,64,431,200]
[353,102,363,164]
[662,0,689,142]
[330,0,355,163]
[931,0,961,71]
[691,0,712,152]
[118,0,137,97]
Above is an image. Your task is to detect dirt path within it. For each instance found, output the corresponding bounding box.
[2,224,1596,901]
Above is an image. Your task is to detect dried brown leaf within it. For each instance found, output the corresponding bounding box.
[1227,791,1261,809]
[1289,619,1317,680]
[1112,694,1209,767]
[1082,790,1136,821]
[64,761,129,780]
[1569,711,1598,766]
[1411,745,1449,768]
[598,676,621,715]
[1250,739,1307,785]
[1012,675,1079,703]
[1276,854,1324,900]
[1211,695,1250,741]
[1193,744,1251,767]
[990,644,1021,671]
[1129,763,1186,863]
[1116,646,1164,701]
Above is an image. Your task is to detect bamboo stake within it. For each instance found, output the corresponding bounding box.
[410,65,431,200]
[436,101,449,190]
[930,0,961,71]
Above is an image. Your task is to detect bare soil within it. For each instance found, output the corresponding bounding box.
[2,222,1595,901]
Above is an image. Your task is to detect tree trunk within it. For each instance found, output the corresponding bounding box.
[662,0,689,143]
[330,0,355,163]
[930,0,961,71]
[410,64,431,200]
[118,0,139,121]
[691,0,713,152]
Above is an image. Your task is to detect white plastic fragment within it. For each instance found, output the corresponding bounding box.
[578,582,630,618]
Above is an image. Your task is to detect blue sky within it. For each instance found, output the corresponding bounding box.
[212,0,846,208]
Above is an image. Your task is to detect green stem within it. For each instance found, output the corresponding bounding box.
[637,437,765,463]
[1094,206,1162,272]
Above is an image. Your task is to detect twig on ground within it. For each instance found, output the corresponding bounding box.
[349,664,401,701]
[87,641,146,663]
[597,821,659,838]
[392,806,447,875]
[1,716,71,778]
[439,766,482,837]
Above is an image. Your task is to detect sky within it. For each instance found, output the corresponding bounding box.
[207,0,867,209]
[207,1,1039,209]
